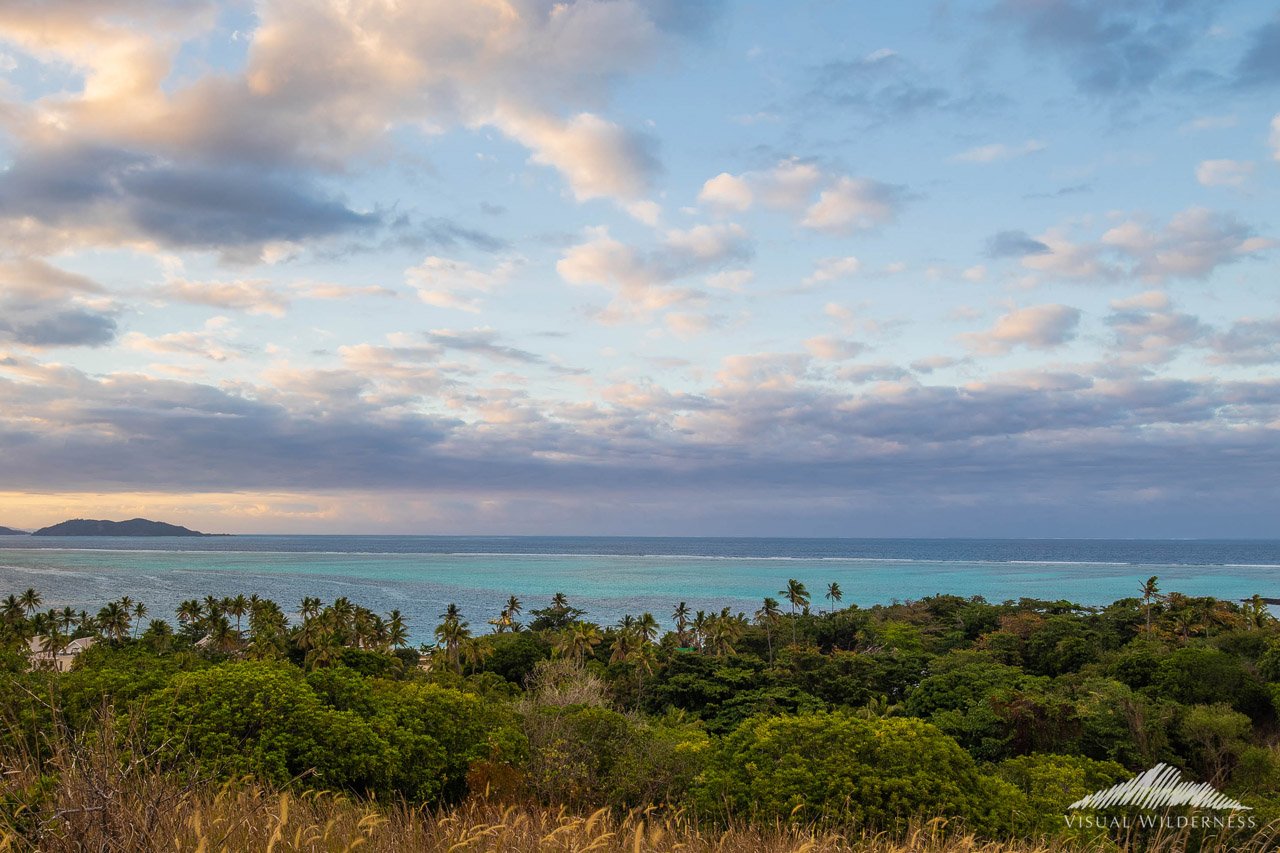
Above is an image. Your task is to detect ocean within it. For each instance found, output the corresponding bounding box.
[2,536,1278,644]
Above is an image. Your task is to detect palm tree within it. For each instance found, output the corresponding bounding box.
[691,610,709,651]
[1140,576,1162,634]
[434,605,470,671]
[294,614,325,654]
[672,602,691,647]
[227,594,248,635]
[488,597,519,633]
[460,637,493,674]
[554,623,601,664]
[704,610,744,658]
[1243,594,1271,630]
[637,612,660,645]
[1,595,23,623]
[551,592,570,611]
[352,607,375,649]
[386,610,409,649]
[97,601,130,642]
[825,582,843,614]
[144,618,175,649]
[176,599,204,626]
[610,626,639,665]
[208,615,239,654]
[43,625,69,662]
[19,588,41,617]
[57,606,77,634]
[202,595,223,620]
[371,613,391,650]
[331,596,355,626]
[131,602,147,639]
[755,597,782,662]
[1171,606,1202,642]
[304,632,345,669]
[299,596,322,623]
[780,579,810,644]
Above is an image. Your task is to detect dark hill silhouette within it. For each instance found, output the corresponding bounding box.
[0,526,28,535]
[32,518,212,537]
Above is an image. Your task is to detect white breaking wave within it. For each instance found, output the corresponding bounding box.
[1068,764,1250,811]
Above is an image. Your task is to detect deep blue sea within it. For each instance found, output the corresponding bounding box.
[1,536,1277,644]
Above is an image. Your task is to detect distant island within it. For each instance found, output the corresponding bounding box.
[0,526,28,535]
[31,518,216,537]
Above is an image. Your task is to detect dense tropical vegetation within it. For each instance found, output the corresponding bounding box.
[4,579,1280,849]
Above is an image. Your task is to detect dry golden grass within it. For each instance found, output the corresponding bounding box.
[6,777,1280,853]
[3,715,1278,852]
[0,787,1048,852]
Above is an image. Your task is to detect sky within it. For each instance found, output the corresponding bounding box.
[0,0,1277,537]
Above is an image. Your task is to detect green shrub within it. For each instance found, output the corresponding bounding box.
[1155,647,1272,720]
[520,703,708,808]
[692,710,1026,834]
[994,753,1127,837]
[147,661,519,802]
[147,661,392,792]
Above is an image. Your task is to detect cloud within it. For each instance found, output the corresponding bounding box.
[0,307,118,348]
[1097,293,1280,368]
[698,160,823,214]
[801,177,905,235]
[1,344,1279,535]
[962,304,1082,354]
[835,363,910,384]
[0,257,104,299]
[810,48,987,122]
[0,257,117,348]
[952,140,1046,164]
[1100,208,1274,280]
[494,108,659,201]
[1271,114,1280,162]
[992,0,1212,95]
[1195,159,1255,188]
[698,172,753,212]
[557,223,751,322]
[704,269,753,292]
[910,355,961,374]
[1234,16,1280,88]
[1104,291,1207,366]
[804,336,866,361]
[664,312,723,339]
[422,328,545,365]
[696,160,903,233]
[1011,208,1274,283]
[986,230,1051,258]
[1023,183,1092,200]
[158,276,289,316]
[1207,317,1280,366]
[0,144,375,258]
[1180,115,1237,133]
[407,256,520,312]
[122,317,246,362]
[753,161,827,210]
[804,256,861,286]
[0,0,717,264]
[294,282,399,301]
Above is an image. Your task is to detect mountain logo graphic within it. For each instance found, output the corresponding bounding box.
[1068,764,1250,812]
